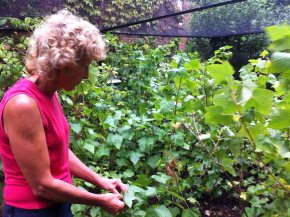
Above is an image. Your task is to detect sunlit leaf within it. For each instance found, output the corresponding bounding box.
[206,61,234,85]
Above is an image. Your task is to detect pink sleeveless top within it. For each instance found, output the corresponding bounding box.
[0,78,73,209]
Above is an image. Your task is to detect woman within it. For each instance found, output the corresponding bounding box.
[0,10,127,216]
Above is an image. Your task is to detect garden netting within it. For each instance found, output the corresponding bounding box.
[0,0,289,38]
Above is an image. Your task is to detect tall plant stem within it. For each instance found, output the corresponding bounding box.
[183,121,237,189]
[231,91,256,150]
[137,69,141,99]
[202,68,208,106]
[231,92,290,193]
[174,77,182,117]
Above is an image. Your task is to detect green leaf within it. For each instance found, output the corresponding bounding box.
[206,61,234,85]
[138,137,148,152]
[94,146,110,159]
[104,116,117,128]
[175,76,186,88]
[124,193,137,208]
[152,174,171,184]
[61,95,73,107]
[170,131,185,146]
[237,80,257,107]
[238,123,269,142]
[89,67,99,85]
[167,191,185,201]
[245,88,275,115]
[265,24,290,42]
[184,59,202,71]
[107,133,123,149]
[256,135,281,156]
[168,207,180,217]
[90,208,100,217]
[159,99,175,114]
[135,174,151,187]
[221,158,236,176]
[145,205,172,217]
[145,187,157,197]
[130,152,142,165]
[257,76,269,87]
[212,92,236,114]
[0,19,7,26]
[116,158,130,167]
[123,169,134,178]
[181,208,201,217]
[83,140,95,154]
[147,155,161,169]
[270,52,290,73]
[168,67,186,80]
[70,122,83,134]
[268,108,290,129]
[205,106,233,125]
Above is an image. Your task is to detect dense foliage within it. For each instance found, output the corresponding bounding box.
[0,19,290,217]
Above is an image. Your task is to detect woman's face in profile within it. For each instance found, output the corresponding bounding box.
[57,58,92,91]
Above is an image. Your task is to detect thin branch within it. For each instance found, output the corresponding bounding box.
[231,91,290,193]
[183,122,237,189]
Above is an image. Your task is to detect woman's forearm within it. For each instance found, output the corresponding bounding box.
[69,150,107,187]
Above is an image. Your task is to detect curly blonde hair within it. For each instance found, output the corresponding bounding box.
[25,9,106,77]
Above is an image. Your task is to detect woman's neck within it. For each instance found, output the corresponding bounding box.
[25,74,59,96]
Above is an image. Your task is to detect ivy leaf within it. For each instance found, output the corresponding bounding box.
[147,155,161,169]
[130,152,142,165]
[145,187,157,197]
[94,146,110,159]
[206,61,234,85]
[90,208,100,217]
[124,193,137,208]
[104,116,117,128]
[170,131,185,146]
[123,169,134,178]
[70,122,82,134]
[268,108,290,129]
[145,205,172,217]
[205,106,233,125]
[135,174,151,187]
[83,140,95,154]
[159,99,175,114]
[221,158,236,176]
[245,88,275,115]
[181,208,201,217]
[138,137,148,151]
[107,133,123,149]
[152,174,171,184]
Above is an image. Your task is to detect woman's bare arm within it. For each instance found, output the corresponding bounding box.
[3,94,125,215]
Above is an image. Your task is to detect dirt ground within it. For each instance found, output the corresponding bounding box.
[197,196,248,217]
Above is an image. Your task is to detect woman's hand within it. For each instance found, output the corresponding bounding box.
[99,193,126,215]
[101,178,128,195]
